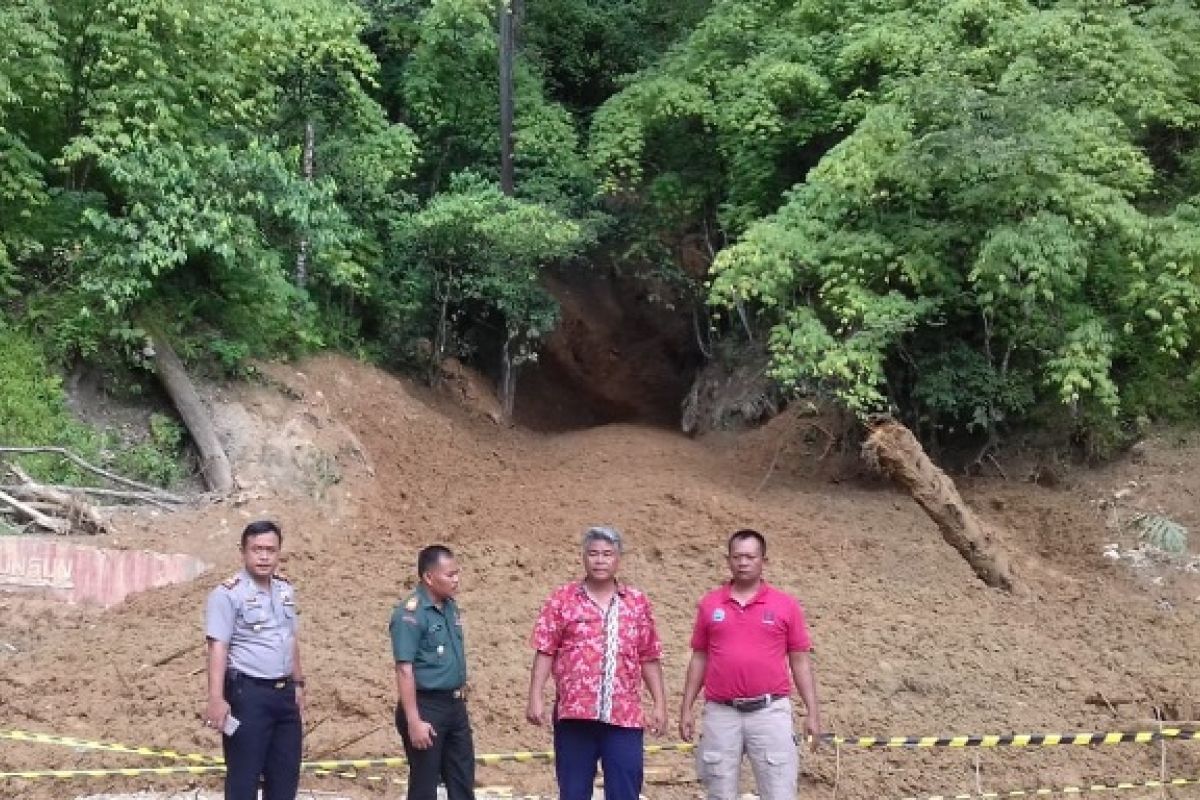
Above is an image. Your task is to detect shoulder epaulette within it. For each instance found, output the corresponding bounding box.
[220,574,241,590]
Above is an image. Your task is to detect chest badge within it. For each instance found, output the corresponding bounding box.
[712,608,726,622]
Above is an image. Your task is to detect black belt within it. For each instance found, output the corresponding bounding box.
[713,693,786,712]
[229,671,294,689]
[417,687,466,700]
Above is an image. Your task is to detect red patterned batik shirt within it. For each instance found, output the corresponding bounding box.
[531,581,664,729]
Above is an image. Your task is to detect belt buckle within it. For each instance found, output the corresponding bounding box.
[274,680,287,689]
[732,693,770,713]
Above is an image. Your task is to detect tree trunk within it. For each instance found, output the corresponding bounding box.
[498,0,515,196]
[147,330,234,494]
[294,118,316,288]
[863,419,1019,592]
[500,333,517,421]
[430,272,453,385]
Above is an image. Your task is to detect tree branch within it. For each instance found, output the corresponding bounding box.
[0,447,185,502]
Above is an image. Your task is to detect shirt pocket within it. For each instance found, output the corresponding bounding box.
[421,622,449,658]
[240,605,270,628]
[565,612,599,642]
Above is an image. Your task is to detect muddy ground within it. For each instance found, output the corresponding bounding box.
[1,354,1198,800]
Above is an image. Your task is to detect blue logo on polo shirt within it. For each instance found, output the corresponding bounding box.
[712,608,726,622]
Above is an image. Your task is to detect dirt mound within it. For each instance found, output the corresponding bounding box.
[2,354,1200,800]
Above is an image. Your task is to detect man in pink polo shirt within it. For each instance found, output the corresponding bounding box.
[679,529,822,800]
[527,525,667,800]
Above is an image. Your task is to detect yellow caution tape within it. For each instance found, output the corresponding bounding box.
[901,776,1200,800]
[0,729,221,763]
[834,729,1200,748]
[0,765,227,779]
[3,725,1199,782]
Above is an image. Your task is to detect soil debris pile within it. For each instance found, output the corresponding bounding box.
[1,355,1199,799]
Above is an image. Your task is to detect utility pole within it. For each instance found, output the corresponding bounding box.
[498,0,520,420]
[498,0,515,196]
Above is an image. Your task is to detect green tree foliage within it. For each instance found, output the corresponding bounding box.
[3,0,418,363]
[380,173,590,368]
[0,1,66,296]
[364,0,592,208]
[597,0,1200,445]
[523,0,711,113]
[3,0,617,437]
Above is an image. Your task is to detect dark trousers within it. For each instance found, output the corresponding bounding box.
[222,674,302,800]
[395,691,475,800]
[553,719,644,800]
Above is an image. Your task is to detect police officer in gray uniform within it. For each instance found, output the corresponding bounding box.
[204,520,305,800]
[390,544,475,800]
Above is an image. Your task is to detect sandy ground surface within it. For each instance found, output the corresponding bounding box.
[0,354,1198,800]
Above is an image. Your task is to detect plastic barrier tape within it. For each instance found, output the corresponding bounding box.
[4,726,1200,781]
[0,729,221,763]
[0,765,227,779]
[901,776,1200,800]
[828,730,1200,748]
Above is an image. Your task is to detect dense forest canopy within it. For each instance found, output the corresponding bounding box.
[2,0,1199,466]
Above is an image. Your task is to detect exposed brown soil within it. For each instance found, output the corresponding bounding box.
[516,269,699,431]
[2,354,1200,800]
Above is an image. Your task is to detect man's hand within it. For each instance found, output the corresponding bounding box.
[525,694,548,727]
[647,703,667,737]
[408,719,437,749]
[678,708,695,742]
[803,714,822,752]
[204,697,230,733]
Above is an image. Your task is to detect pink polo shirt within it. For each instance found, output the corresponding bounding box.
[689,581,811,703]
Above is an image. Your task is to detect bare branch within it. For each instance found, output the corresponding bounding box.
[0,483,178,510]
[0,447,185,502]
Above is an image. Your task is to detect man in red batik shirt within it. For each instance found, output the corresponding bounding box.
[527,526,667,800]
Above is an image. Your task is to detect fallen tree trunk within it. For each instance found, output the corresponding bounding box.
[0,489,69,534]
[863,419,1020,592]
[6,466,109,533]
[146,329,234,494]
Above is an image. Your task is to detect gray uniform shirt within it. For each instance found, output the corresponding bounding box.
[205,570,298,679]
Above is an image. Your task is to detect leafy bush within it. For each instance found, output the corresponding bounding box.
[112,413,186,488]
[0,326,101,482]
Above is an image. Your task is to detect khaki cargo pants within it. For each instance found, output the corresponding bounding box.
[696,697,798,800]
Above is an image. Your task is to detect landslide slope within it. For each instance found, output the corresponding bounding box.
[1,354,1198,799]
